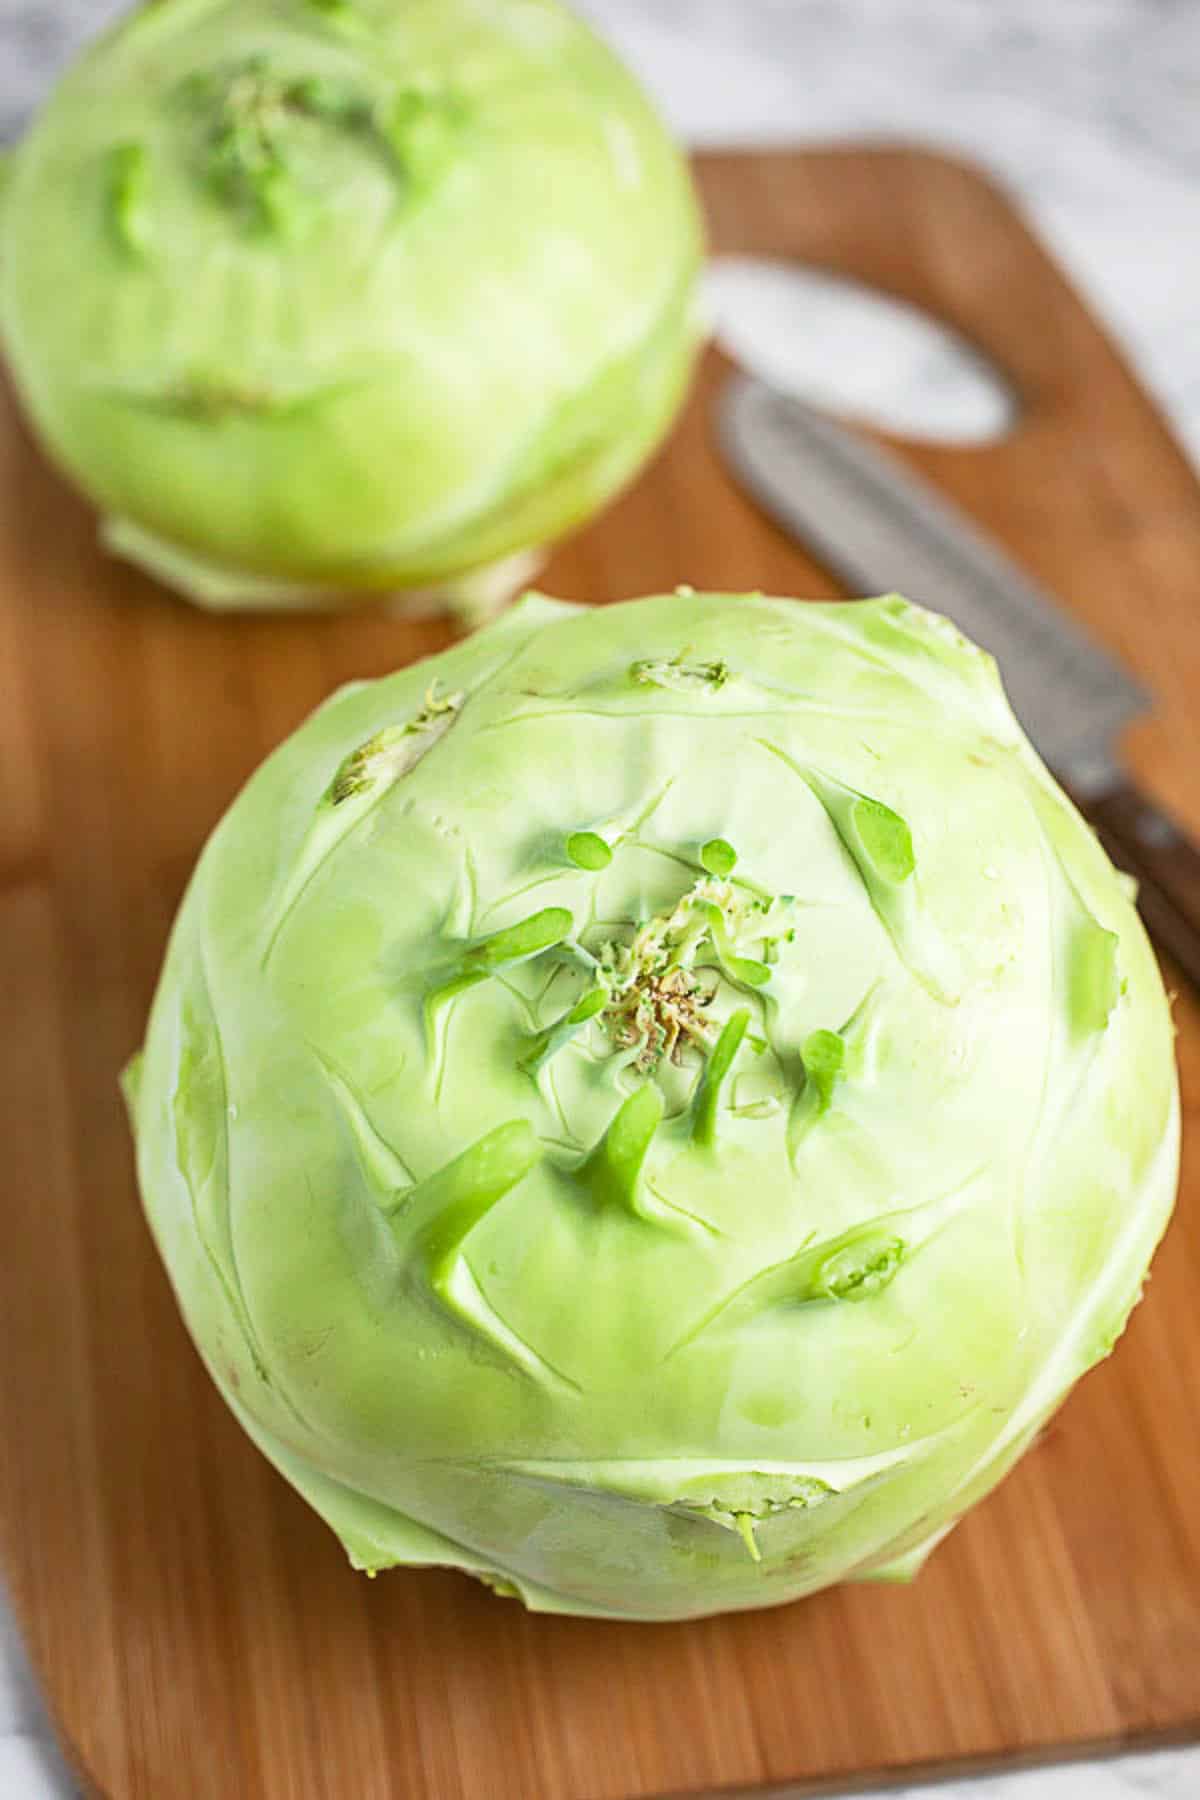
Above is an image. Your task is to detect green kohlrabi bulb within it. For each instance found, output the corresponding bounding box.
[123,592,1179,1619]
[0,1,703,612]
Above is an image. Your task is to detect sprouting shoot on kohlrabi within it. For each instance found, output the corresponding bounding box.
[123,591,1178,1620]
[0,0,702,614]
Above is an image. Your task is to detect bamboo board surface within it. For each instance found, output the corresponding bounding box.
[1,148,1198,1800]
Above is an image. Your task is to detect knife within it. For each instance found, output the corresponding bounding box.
[718,371,1200,990]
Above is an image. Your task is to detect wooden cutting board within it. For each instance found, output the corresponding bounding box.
[2,147,1199,1800]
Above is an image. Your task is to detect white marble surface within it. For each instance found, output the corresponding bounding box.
[580,0,1200,465]
[2,3,1198,1796]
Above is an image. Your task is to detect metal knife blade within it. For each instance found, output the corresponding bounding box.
[717,371,1200,987]
[719,372,1146,796]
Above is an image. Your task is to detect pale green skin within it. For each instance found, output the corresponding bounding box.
[0,0,701,609]
[125,593,1179,1619]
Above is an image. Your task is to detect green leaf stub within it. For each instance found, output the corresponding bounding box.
[802,1029,845,1113]
[700,837,738,879]
[851,797,915,885]
[105,141,150,256]
[566,831,613,871]
[814,1235,906,1303]
[582,1085,664,1218]
[470,907,573,969]
[326,689,462,806]
[692,1009,750,1148]
[631,656,730,693]
[391,1120,539,1281]
[1070,919,1121,1037]
[521,985,608,1074]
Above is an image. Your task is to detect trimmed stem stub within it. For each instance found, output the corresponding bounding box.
[427,906,574,1026]
[581,1085,664,1218]
[385,1119,539,1293]
[692,1009,750,1148]
[521,985,608,1075]
[327,688,462,806]
[566,831,613,871]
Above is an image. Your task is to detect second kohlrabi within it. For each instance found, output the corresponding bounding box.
[0,0,702,611]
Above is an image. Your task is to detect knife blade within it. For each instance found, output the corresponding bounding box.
[718,371,1200,987]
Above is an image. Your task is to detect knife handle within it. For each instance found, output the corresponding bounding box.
[1078,778,1200,992]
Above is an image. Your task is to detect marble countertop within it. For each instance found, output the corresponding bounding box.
[2,3,1198,1796]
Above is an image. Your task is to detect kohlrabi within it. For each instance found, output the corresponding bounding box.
[124,592,1179,1619]
[0,1,702,612]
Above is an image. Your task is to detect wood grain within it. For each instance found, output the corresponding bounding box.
[2,147,1199,1800]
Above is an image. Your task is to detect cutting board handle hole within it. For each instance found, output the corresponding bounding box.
[705,256,1018,447]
